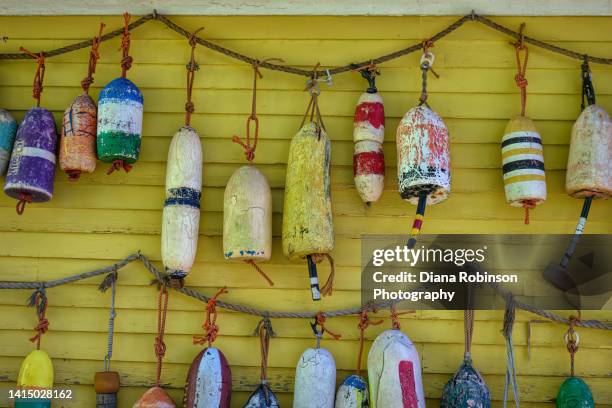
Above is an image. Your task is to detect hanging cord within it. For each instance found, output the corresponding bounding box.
[352,61,380,93]
[27,285,49,350]
[15,192,33,216]
[99,270,118,372]
[19,47,45,107]
[565,314,581,377]
[580,56,596,110]
[244,260,274,287]
[301,63,331,135]
[253,317,276,403]
[120,12,133,78]
[356,307,383,373]
[464,309,475,361]
[311,253,335,297]
[390,302,401,330]
[512,23,529,117]
[193,286,228,347]
[185,27,204,127]
[310,312,341,349]
[502,295,520,408]
[418,40,439,108]
[81,23,105,94]
[154,284,169,387]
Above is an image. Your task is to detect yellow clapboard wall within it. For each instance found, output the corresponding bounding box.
[0,14,611,407]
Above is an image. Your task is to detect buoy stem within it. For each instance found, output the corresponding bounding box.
[407,192,427,249]
[307,255,321,301]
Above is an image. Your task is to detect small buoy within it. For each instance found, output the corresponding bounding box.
[566,104,611,199]
[183,347,232,408]
[441,358,491,408]
[60,93,98,181]
[335,374,369,408]
[0,108,18,175]
[94,371,120,408]
[368,329,425,408]
[294,347,337,408]
[223,165,272,262]
[244,383,280,408]
[556,376,595,408]
[353,75,385,205]
[14,349,54,408]
[96,77,143,169]
[161,126,202,286]
[133,386,176,408]
[4,107,57,210]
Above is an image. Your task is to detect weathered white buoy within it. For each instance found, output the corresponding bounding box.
[161,125,202,287]
[335,374,369,408]
[368,329,425,408]
[294,346,337,408]
[183,347,232,408]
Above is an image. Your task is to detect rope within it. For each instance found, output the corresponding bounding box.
[581,57,596,110]
[565,314,580,377]
[464,309,474,360]
[314,253,335,297]
[0,253,610,330]
[390,303,402,330]
[99,270,118,372]
[315,311,342,340]
[81,23,105,93]
[154,284,169,387]
[193,286,228,347]
[119,12,133,78]
[244,260,274,287]
[185,27,203,127]
[15,192,33,216]
[253,317,275,383]
[27,286,49,350]
[512,23,529,117]
[503,295,520,408]
[417,41,439,107]
[300,63,327,134]
[356,308,383,373]
[19,47,45,107]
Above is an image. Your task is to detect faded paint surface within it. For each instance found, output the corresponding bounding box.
[223,165,272,261]
[282,122,333,260]
[335,374,368,408]
[133,386,176,408]
[293,347,336,408]
[14,350,54,407]
[501,115,547,206]
[368,329,425,408]
[0,108,17,175]
[396,105,450,206]
[60,93,97,178]
[184,347,232,408]
[161,126,202,279]
[556,377,595,408]
[244,384,280,407]
[441,359,491,408]
[566,104,612,199]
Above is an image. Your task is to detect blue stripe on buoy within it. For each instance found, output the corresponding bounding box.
[164,187,201,209]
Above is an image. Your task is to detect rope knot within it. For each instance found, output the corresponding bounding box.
[514,73,528,89]
[27,287,48,349]
[19,47,45,107]
[185,101,195,114]
[314,312,341,340]
[107,160,133,174]
[16,192,33,215]
[193,287,228,346]
[119,13,132,78]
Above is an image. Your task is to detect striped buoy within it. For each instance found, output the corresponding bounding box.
[335,374,369,408]
[161,126,202,287]
[223,165,272,263]
[133,387,176,408]
[14,350,54,408]
[183,347,232,408]
[4,107,57,211]
[556,377,595,408]
[353,68,385,205]
[282,121,334,301]
[294,347,337,408]
[367,329,425,408]
[0,108,17,175]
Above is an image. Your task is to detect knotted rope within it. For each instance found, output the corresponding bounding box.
[15,192,33,216]
[565,314,581,377]
[464,309,475,360]
[99,270,118,372]
[27,286,49,350]
[581,56,596,110]
[185,27,204,127]
[503,295,520,408]
[312,253,335,297]
[418,40,439,107]
[193,286,228,347]
[154,284,169,386]
[19,47,45,107]
[352,62,380,93]
[512,23,529,117]
[120,12,133,78]
[81,23,105,94]
[301,63,329,135]
[313,312,342,344]
[253,317,275,390]
[356,307,383,373]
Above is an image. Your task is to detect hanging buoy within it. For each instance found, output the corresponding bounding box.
[441,310,491,408]
[59,23,104,181]
[368,328,425,408]
[14,349,54,408]
[244,317,279,408]
[133,387,176,408]
[0,108,18,176]
[4,50,56,215]
[353,66,385,205]
[161,34,203,288]
[396,47,449,248]
[245,384,280,408]
[283,72,334,300]
[335,375,368,408]
[502,28,546,224]
[183,347,232,408]
[97,13,143,174]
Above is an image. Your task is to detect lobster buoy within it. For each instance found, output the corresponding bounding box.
[95,371,120,408]
[335,374,368,408]
[0,108,17,175]
[223,165,272,262]
[368,329,425,408]
[282,121,334,300]
[183,347,232,408]
[244,384,280,408]
[60,94,98,181]
[161,126,202,287]
[133,387,176,408]
[501,116,547,215]
[96,77,143,171]
[353,69,385,205]
[4,107,57,212]
[14,349,54,407]
[294,346,336,408]
[566,104,611,199]
[556,377,595,408]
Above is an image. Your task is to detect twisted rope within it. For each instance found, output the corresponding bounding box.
[0,253,610,330]
[99,270,118,371]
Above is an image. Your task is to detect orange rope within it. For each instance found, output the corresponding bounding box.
[316,312,342,340]
[106,160,133,174]
[120,12,133,78]
[356,309,383,373]
[390,303,401,329]
[522,199,536,225]
[193,287,228,347]
[29,291,49,350]
[19,47,45,107]
[15,192,32,215]
[513,23,529,116]
[312,253,335,297]
[566,314,580,377]
[244,260,274,287]
[185,27,204,126]
[154,285,169,386]
[81,22,105,93]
